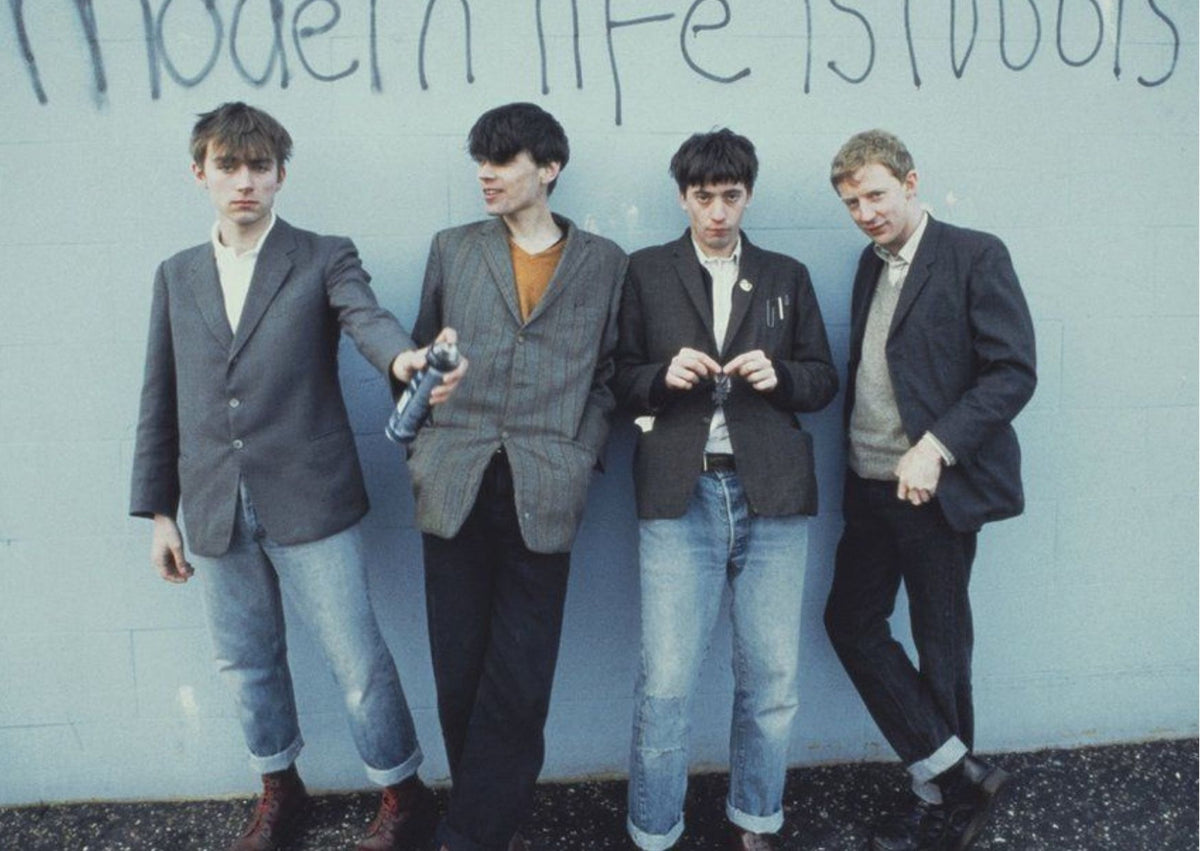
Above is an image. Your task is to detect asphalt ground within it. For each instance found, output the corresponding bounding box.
[0,738,1194,851]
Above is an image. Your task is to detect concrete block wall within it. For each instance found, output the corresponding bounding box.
[0,1,1195,805]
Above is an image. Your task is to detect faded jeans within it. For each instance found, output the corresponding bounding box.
[628,470,808,850]
[193,486,422,785]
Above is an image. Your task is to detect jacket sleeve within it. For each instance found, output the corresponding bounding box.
[765,263,839,414]
[129,263,181,520]
[927,238,1037,462]
[575,250,629,459]
[325,237,415,375]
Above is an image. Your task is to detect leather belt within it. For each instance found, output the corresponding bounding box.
[702,453,736,473]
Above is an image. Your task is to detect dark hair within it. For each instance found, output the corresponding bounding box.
[830,129,915,188]
[190,102,292,172]
[669,129,758,194]
[467,102,570,194]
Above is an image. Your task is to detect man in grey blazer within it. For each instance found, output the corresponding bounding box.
[613,130,838,851]
[130,102,464,851]
[405,103,627,851]
[823,130,1036,851]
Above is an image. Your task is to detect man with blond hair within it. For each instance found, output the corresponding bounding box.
[823,129,1036,851]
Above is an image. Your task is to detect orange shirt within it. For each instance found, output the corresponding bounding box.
[510,236,565,321]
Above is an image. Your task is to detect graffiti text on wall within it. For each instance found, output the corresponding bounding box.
[9,0,1183,125]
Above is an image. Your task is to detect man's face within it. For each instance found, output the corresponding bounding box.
[836,161,921,255]
[476,151,559,218]
[192,143,284,234]
[680,181,751,258]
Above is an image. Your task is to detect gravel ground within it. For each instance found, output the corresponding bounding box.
[0,739,1194,850]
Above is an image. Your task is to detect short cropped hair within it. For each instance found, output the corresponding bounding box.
[669,129,758,194]
[190,102,293,172]
[468,102,570,195]
[830,129,915,188]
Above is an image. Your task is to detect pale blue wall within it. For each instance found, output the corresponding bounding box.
[0,1,1195,805]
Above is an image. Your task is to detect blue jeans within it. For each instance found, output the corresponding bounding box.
[193,487,423,785]
[628,470,808,850]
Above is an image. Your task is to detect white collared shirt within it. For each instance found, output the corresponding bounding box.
[693,236,742,455]
[873,210,929,287]
[211,212,277,330]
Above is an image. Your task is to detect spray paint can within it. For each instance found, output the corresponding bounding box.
[385,340,460,444]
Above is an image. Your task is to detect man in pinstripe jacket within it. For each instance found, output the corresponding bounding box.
[405,103,628,851]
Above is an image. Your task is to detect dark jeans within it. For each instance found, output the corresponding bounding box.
[423,451,571,851]
[824,472,977,768]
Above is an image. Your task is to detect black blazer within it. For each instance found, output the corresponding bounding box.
[130,219,414,556]
[845,216,1037,532]
[614,231,838,519]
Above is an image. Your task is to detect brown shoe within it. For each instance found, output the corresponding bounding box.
[229,765,309,851]
[357,776,438,851]
[508,833,529,851]
[729,826,778,851]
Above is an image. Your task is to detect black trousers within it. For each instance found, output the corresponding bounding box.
[423,451,571,851]
[824,472,978,768]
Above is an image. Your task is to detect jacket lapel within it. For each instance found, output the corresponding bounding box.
[670,232,716,348]
[888,217,940,338]
[187,245,234,349]
[850,251,884,353]
[230,219,295,362]
[479,218,524,325]
[720,236,758,356]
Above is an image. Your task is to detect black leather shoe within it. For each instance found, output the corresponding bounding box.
[729,825,778,850]
[870,797,950,851]
[941,757,1012,851]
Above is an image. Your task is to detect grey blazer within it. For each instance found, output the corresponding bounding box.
[613,231,839,519]
[407,215,628,554]
[129,218,414,557]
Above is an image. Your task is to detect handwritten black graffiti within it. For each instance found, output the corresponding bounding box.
[8,0,1184,124]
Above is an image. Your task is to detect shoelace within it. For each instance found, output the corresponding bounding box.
[243,778,283,837]
[366,788,403,836]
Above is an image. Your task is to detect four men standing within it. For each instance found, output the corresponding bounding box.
[131,104,1033,851]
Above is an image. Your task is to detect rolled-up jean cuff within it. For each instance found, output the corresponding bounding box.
[908,736,968,785]
[365,746,423,787]
[248,734,304,775]
[911,779,943,804]
[628,814,684,850]
[727,799,784,834]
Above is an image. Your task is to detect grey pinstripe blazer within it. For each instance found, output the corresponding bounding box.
[407,215,628,553]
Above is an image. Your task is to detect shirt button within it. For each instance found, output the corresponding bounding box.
[229,398,240,408]
[232,439,244,450]
[501,430,509,440]
[517,334,525,343]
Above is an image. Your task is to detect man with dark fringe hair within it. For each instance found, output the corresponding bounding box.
[613,129,838,850]
[404,102,628,851]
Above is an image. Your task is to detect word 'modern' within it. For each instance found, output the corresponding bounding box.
[10,0,1183,126]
